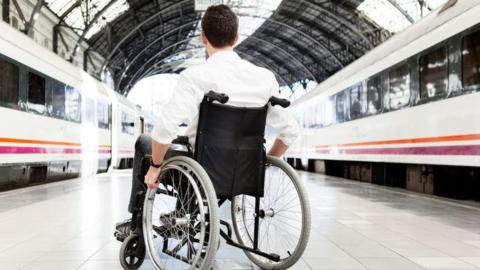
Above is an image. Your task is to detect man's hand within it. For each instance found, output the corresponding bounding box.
[144,166,162,189]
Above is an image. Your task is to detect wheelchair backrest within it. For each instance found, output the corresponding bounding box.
[194,99,268,198]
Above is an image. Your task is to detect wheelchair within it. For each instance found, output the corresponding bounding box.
[115,91,311,270]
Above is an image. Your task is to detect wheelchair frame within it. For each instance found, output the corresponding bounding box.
[217,197,281,262]
[116,91,310,270]
[130,154,281,264]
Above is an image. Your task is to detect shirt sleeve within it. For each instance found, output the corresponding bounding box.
[151,71,204,144]
[265,76,300,146]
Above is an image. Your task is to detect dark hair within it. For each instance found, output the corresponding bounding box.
[201,5,238,48]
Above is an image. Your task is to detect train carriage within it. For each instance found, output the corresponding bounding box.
[286,0,480,198]
[0,19,153,191]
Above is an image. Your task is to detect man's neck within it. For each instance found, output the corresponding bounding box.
[207,46,234,57]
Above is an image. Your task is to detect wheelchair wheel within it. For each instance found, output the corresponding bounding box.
[143,156,220,270]
[231,155,311,270]
[119,234,145,270]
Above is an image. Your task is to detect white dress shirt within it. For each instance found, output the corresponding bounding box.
[151,51,300,147]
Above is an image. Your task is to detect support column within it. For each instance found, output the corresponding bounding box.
[83,49,89,71]
[2,0,10,23]
[53,25,59,53]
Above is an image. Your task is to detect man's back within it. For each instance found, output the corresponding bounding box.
[187,51,275,107]
[151,51,299,147]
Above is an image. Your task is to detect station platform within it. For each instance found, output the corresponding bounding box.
[1,170,480,270]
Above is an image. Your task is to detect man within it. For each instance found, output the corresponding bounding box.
[127,4,299,215]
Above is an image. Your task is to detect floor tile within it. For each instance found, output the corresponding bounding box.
[358,257,424,270]
[0,170,479,270]
[409,257,477,269]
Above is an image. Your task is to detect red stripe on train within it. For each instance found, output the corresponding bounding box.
[0,146,111,154]
[315,145,480,155]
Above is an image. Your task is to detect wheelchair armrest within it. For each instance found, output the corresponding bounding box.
[269,96,290,108]
[172,136,190,146]
[205,91,229,104]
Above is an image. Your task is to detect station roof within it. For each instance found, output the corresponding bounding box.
[44,0,448,95]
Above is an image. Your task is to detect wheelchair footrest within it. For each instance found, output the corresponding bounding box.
[114,219,132,242]
[114,230,127,242]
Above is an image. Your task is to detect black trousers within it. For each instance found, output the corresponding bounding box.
[128,135,192,213]
[128,135,152,213]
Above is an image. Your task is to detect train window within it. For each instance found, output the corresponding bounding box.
[349,83,366,120]
[462,30,480,91]
[366,75,382,115]
[65,86,81,122]
[121,111,135,135]
[84,98,95,124]
[51,81,66,119]
[389,64,410,110]
[0,59,19,108]
[28,72,46,113]
[324,97,335,126]
[335,91,347,123]
[97,101,109,129]
[419,46,448,99]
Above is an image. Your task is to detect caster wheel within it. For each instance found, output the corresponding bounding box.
[119,234,145,270]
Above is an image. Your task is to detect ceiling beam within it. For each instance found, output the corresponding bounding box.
[239,14,344,68]
[99,0,191,76]
[386,0,415,23]
[69,0,120,62]
[2,0,10,23]
[24,0,44,35]
[120,33,316,91]
[297,0,374,48]
[116,20,198,82]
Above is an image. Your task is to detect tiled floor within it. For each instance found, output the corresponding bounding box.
[1,170,480,269]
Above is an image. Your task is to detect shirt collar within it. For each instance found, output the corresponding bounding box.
[207,50,241,62]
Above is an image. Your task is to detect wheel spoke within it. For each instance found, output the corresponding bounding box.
[231,158,309,268]
[143,160,215,270]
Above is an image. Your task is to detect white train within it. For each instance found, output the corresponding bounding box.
[286,0,480,198]
[0,20,155,191]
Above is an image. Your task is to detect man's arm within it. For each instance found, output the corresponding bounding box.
[266,76,300,157]
[144,140,170,189]
[144,71,203,189]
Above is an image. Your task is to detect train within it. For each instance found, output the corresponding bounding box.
[0,19,156,191]
[286,0,480,199]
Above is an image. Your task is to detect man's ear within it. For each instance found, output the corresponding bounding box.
[233,34,239,46]
[201,32,208,46]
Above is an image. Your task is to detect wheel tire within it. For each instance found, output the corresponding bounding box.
[143,156,220,270]
[119,234,145,270]
[231,155,311,270]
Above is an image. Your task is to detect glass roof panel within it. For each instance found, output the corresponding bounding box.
[358,0,449,33]
[45,0,130,38]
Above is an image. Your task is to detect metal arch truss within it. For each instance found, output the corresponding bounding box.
[3,0,44,35]
[51,0,120,61]
[135,48,294,93]
[98,0,192,75]
[120,33,316,92]
[129,48,294,94]
[115,13,346,93]
[386,0,415,23]
[241,14,345,69]
[114,20,200,88]
[303,0,379,48]
[116,8,377,92]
